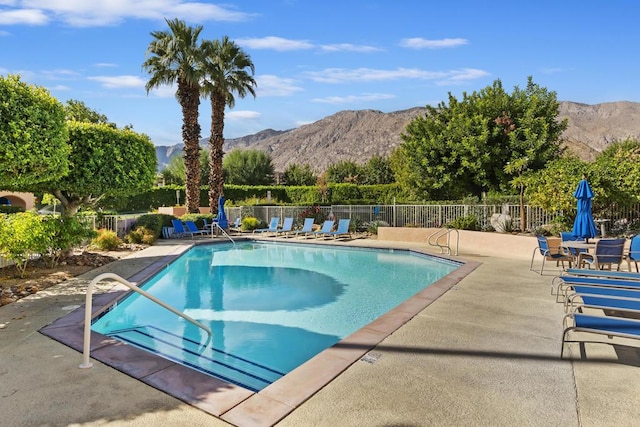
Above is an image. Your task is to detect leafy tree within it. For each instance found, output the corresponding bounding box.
[38,122,157,216]
[223,149,274,185]
[590,139,640,208]
[523,156,591,215]
[0,74,69,190]
[201,36,256,213]
[326,160,363,184]
[64,99,114,126]
[396,77,566,200]
[160,149,210,186]
[282,163,316,186]
[361,155,395,184]
[143,18,204,213]
[0,212,48,277]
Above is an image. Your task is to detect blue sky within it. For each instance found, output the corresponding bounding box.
[1,1,638,146]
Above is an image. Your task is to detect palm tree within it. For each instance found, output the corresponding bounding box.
[143,18,204,213]
[201,36,257,213]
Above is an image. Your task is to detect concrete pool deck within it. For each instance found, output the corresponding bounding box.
[2,235,640,426]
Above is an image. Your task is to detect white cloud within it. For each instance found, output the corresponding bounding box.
[49,84,70,91]
[319,43,383,53]
[400,37,468,49]
[93,62,118,68]
[7,1,252,27]
[237,36,314,51]
[0,8,48,25]
[88,75,146,88]
[0,30,10,36]
[304,67,446,83]
[311,93,395,104]
[40,68,80,80]
[304,67,489,85]
[435,68,490,85]
[256,75,303,97]
[227,110,260,120]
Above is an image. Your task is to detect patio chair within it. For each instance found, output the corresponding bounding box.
[273,217,294,237]
[309,220,335,239]
[228,217,242,233]
[253,217,279,234]
[560,231,587,266]
[553,274,640,303]
[185,221,209,237]
[626,234,640,272]
[561,312,640,358]
[287,218,315,238]
[322,218,351,240]
[171,219,203,239]
[578,238,626,270]
[530,235,573,275]
[564,284,640,313]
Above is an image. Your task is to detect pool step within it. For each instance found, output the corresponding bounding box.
[108,325,285,391]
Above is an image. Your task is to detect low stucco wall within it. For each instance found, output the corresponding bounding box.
[377,227,538,261]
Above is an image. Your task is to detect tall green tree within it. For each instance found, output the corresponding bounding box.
[396,77,566,200]
[201,36,256,213]
[326,160,362,184]
[143,18,204,213]
[282,163,316,186]
[161,149,210,186]
[0,74,69,190]
[223,149,274,185]
[361,155,395,184]
[590,139,640,208]
[64,99,114,126]
[38,122,157,216]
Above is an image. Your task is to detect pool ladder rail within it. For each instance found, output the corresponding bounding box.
[212,222,236,246]
[427,227,459,256]
[79,272,212,369]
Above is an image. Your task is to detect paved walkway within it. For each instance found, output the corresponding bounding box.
[1,237,640,426]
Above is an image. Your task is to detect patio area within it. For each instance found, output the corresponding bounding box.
[1,234,640,426]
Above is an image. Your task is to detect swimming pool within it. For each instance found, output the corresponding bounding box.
[91,241,460,392]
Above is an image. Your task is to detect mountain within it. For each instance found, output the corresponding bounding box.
[154,101,640,172]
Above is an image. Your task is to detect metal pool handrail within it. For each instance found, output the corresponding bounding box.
[213,222,236,246]
[79,272,212,369]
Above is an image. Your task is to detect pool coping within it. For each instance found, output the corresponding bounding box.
[39,237,480,427]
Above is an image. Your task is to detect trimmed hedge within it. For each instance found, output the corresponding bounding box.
[96,183,402,212]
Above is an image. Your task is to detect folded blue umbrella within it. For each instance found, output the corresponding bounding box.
[571,179,598,241]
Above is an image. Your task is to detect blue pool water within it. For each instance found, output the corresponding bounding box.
[92,241,460,391]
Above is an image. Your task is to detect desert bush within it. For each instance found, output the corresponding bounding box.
[91,228,122,251]
[0,212,47,277]
[125,226,156,245]
[447,215,480,231]
[134,213,176,239]
[366,220,389,235]
[41,216,95,267]
[241,216,261,231]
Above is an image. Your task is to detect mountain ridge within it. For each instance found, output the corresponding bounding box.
[155,101,640,172]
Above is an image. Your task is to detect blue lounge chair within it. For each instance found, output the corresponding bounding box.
[577,238,626,270]
[565,286,640,313]
[554,275,640,303]
[288,218,314,238]
[530,235,572,275]
[309,220,335,239]
[229,217,242,233]
[562,312,640,358]
[185,221,208,237]
[626,234,640,272]
[322,218,351,240]
[171,219,204,239]
[253,217,279,234]
[273,217,294,236]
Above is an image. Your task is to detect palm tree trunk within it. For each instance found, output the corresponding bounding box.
[208,92,226,213]
[178,79,201,213]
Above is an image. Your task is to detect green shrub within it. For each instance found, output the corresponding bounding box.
[125,226,156,245]
[41,216,96,267]
[0,212,47,277]
[447,215,480,231]
[91,228,122,251]
[134,213,176,239]
[180,213,214,228]
[366,220,389,235]
[0,205,25,214]
[241,216,261,231]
